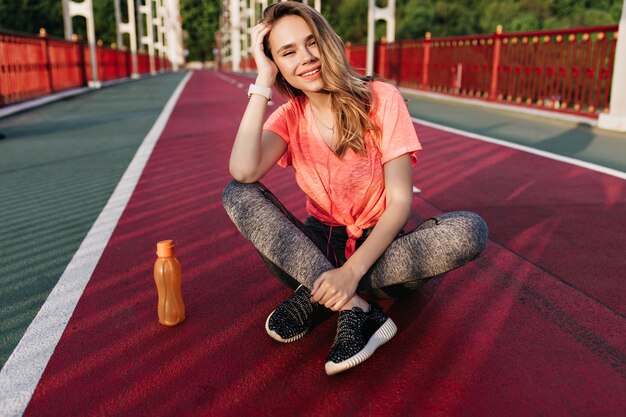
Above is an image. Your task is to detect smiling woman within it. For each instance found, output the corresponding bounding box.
[222,1,488,376]
[260,5,379,156]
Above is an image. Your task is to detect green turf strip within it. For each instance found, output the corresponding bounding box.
[403,91,626,173]
[0,72,187,368]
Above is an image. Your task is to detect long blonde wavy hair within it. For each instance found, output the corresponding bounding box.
[261,2,381,157]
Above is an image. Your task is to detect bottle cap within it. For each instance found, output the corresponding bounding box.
[156,240,175,257]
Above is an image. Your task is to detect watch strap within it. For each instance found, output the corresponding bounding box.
[247,84,272,100]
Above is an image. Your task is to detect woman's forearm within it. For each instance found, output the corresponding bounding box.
[229,100,269,181]
[343,196,411,280]
[342,154,414,282]
[229,75,275,182]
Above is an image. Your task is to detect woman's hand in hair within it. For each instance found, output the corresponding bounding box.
[310,266,360,311]
[251,23,278,86]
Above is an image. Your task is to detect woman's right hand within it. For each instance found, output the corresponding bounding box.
[251,22,278,86]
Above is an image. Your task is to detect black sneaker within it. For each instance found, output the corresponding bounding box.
[325,303,397,375]
[265,285,317,343]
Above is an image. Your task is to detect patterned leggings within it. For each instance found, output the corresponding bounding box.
[222,180,488,298]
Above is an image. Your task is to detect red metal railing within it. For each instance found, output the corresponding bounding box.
[347,25,618,118]
[1,29,168,107]
[137,53,151,74]
[0,31,57,105]
[239,56,257,72]
[345,43,368,75]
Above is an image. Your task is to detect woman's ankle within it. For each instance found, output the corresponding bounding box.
[341,294,370,312]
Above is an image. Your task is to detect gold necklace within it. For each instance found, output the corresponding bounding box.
[311,106,335,134]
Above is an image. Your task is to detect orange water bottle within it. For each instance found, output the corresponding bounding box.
[154,240,185,326]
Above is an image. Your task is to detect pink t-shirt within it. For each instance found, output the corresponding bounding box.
[263,81,422,258]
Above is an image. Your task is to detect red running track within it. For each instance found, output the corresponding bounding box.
[24,71,626,417]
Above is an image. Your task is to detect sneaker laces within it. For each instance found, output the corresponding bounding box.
[276,286,314,326]
[334,308,365,344]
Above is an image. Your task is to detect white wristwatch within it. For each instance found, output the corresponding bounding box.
[247,84,272,100]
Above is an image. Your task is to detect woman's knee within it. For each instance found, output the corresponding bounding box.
[432,211,488,259]
[455,211,489,257]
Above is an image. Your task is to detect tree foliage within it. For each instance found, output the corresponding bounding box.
[0,0,64,37]
[180,0,220,61]
[306,0,621,44]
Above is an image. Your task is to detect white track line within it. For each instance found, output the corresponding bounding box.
[0,77,143,119]
[0,71,193,417]
[400,87,598,126]
[0,88,90,118]
[411,117,626,180]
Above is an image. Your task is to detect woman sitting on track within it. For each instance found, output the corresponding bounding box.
[222,2,488,375]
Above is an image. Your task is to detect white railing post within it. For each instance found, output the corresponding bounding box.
[230,0,241,72]
[155,0,167,71]
[164,0,184,71]
[115,0,140,78]
[367,0,395,76]
[62,0,101,87]
[598,0,626,132]
[137,0,156,74]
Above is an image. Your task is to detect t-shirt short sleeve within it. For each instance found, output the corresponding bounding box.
[375,84,422,166]
[263,102,292,167]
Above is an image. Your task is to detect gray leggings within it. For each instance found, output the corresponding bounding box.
[222,180,488,298]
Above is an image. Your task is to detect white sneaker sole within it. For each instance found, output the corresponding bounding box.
[265,311,309,343]
[324,318,397,375]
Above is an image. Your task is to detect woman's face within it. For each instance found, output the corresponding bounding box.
[267,15,324,95]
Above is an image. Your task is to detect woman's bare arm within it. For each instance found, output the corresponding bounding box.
[228,22,287,183]
[310,153,414,310]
